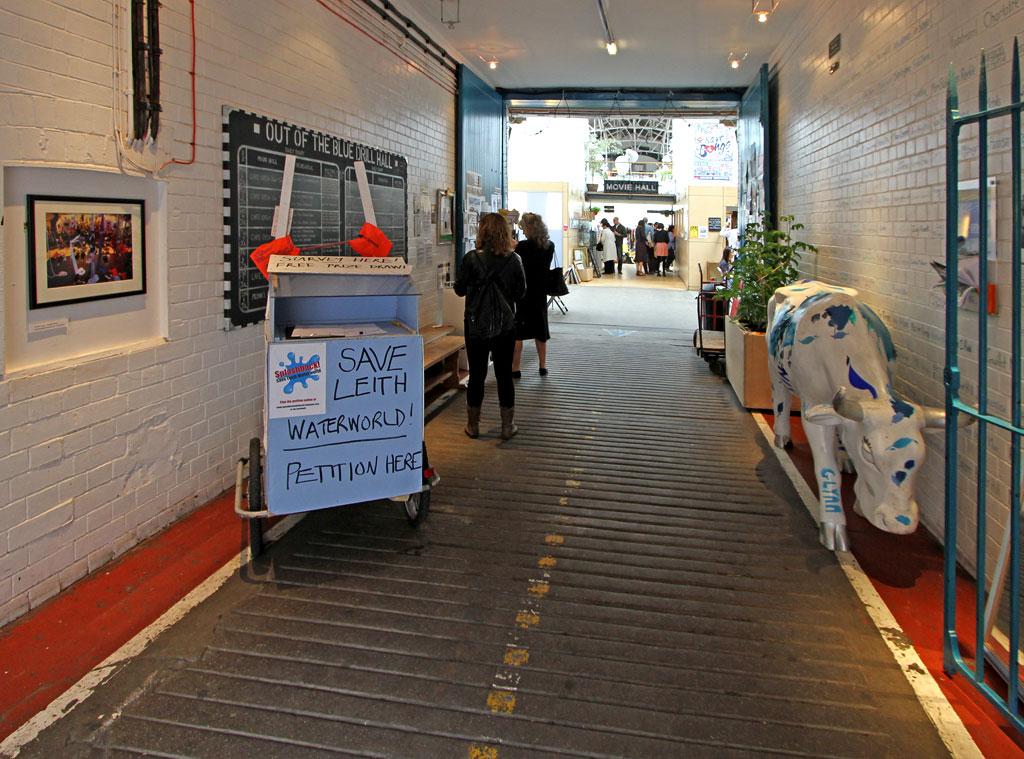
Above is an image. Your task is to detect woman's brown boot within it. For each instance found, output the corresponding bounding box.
[500,406,518,439]
[465,405,481,438]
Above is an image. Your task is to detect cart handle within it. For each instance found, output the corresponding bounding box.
[234,457,269,519]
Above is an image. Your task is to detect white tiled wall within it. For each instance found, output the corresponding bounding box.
[0,0,455,626]
[772,0,1024,577]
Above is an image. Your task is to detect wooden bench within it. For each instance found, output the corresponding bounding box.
[421,325,465,396]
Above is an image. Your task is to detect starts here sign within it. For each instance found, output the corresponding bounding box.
[265,336,424,514]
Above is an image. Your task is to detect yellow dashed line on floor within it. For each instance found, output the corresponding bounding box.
[515,611,540,628]
[472,536,565,759]
[487,690,517,713]
[504,647,530,666]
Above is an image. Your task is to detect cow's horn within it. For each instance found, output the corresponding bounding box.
[832,387,864,422]
[923,406,975,428]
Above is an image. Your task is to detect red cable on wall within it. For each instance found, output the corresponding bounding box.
[159,0,196,171]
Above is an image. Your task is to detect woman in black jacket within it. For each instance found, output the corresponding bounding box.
[511,212,555,379]
[454,213,527,439]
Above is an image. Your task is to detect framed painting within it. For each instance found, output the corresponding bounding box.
[27,195,146,309]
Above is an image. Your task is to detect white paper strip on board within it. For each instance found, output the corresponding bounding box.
[272,153,297,239]
[354,160,377,227]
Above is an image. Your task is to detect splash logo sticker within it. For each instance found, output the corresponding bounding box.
[269,342,327,417]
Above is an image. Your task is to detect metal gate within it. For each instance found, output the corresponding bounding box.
[943,40,1024,732]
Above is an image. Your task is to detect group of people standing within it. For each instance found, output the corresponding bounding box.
[453,212,554,441]
[598,216,675,276]
[632,218,675,276]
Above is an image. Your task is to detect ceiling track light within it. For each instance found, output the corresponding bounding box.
[440,0,459,30]
[728,51,748,69]
[478,54,498,70]
[752,0,779,22]
[596,0,617,56]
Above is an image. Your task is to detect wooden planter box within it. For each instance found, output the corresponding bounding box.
[724,317,773,410]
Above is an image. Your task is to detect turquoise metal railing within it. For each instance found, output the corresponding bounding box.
[944,40,1024,732]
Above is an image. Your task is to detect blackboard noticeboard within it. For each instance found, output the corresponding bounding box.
[708,217,722,232]
[222,107,408,327]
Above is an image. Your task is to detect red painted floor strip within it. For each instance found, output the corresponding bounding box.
[0,489,247,741]
[762,412,1024,758]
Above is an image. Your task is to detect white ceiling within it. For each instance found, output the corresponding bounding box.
[395,0,808,90]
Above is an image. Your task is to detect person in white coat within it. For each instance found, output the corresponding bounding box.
[598,218,617,275]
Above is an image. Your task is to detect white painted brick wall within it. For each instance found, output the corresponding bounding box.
[772,0,1024,580]
[0,0,456,626]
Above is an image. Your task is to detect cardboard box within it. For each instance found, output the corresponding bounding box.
[575,263,593,282]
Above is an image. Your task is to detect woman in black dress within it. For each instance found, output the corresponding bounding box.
[511,212,555,378]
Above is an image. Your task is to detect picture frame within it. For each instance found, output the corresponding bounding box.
[436,190,453,244]
[27,195,146,309]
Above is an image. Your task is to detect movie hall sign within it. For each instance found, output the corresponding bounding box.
[603,180,660,194]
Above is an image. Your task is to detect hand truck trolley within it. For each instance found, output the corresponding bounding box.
[693,263,726,375]
[235,254,437,555]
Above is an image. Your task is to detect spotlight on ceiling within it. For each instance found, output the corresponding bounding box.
[597,1,617,56]
[752,0,778,23]
[488,59,498,69]
[728,52,748,69]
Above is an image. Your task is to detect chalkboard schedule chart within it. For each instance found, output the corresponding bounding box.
[222,107,409,327]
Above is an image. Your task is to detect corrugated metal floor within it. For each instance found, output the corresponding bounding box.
[18,291,951,758]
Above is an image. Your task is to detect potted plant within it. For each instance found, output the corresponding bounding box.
[715,212,817,408]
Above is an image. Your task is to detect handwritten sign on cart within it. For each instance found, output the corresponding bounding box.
[265,335,424,513]
[268,255,411,276]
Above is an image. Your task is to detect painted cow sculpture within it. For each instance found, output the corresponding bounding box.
[767,281,948,551]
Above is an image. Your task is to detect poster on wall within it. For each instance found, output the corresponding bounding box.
[26,195,146,309]
[931,178,999,311]
[436,190,453,243]
[692,122,737,182]
[222,107,408,327]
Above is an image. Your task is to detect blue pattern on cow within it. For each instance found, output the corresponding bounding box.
[905,460,916,469]
[895,514,912,525]
[799,336,817,344]
[824,304,854,331]
[888,392,915,422]
[886,437,916,450]
[893,470,907,485]
[768,304,795,359]
[848,363,879,398]
[858,304,898,362]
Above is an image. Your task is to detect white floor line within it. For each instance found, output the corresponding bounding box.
[753,414,984,759]
[0,514,304,759]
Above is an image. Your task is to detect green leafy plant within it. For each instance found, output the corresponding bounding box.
[584,135,623,181]
[715,212,817,333]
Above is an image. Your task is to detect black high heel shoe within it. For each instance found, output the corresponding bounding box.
[539,368,548,376]
[511,371,522,379]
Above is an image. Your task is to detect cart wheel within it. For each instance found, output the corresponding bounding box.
[709,358,726,377]
[247,437,264,556]
[404,489,430,526]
